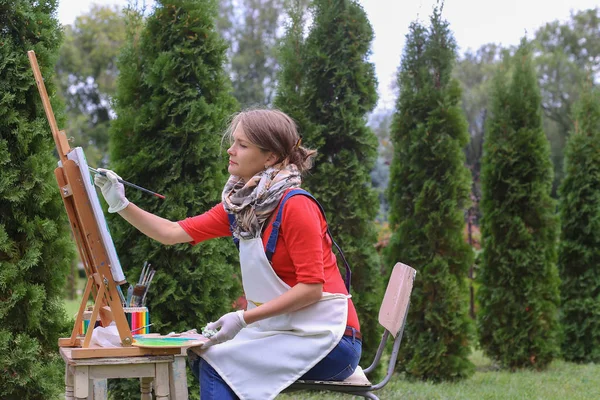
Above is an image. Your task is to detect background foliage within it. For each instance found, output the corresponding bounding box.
[106,1,240,397]
[557,83,600,363]
[386,8,475,381]
[55,4,127,168]
[533,8,600,194]
[0,0,75,398]
[217,0,293,108]
[478,41,561,370]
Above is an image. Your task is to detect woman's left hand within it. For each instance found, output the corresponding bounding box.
[203,310,247,347]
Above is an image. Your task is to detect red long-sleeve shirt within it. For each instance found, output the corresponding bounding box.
[178,191,360,331]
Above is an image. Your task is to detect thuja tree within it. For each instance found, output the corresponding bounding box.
[478,40,560,370]
[277,0,384,365]
[385,9,474,381]
[0,0,75,397]
[558,84,600,363]
[108,1,239,397]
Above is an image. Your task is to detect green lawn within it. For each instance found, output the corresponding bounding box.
[279,350,600,400]
[64,298,83,319]
[63,274,92,319]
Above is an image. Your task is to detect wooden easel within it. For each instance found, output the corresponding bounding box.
[28,51,178,359]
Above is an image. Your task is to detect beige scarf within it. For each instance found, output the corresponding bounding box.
[222,163,302,239]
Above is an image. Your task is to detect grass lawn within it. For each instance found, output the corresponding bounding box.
[63,275,93,319]
[64,298,83,319]
[279,350,600,400]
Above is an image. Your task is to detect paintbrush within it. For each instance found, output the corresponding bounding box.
[131,264,153,306]
[139,261,149,285]
[117,285,127,307]
[140,269,156,306]
[131,323,153,333]
[131,284,146,307]
[88,167,165,199]
[126,285,134,307]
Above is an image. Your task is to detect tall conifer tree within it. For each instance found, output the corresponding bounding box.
[557,84,600,363]
[0,1,75,397]
[110,0,239,335]
[107,1,239,396]
[277,0,383,365]
[478,40,560,369]
[386,9,474,381]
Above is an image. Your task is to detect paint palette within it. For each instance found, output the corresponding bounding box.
[132,333,209,349]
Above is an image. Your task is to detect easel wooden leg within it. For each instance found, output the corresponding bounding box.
[170,355,189,400]
[73,365,90,399]
[65,364,74,400]
[140,377,153,400]
[155,362,170,399]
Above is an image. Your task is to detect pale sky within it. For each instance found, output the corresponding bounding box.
[57,0,599,111]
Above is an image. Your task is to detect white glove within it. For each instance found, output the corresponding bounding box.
[94,168,130,213]
[203,311,247,348]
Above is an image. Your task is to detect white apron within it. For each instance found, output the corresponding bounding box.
[200,237,349,400]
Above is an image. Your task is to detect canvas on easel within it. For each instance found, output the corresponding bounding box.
[65,146,126,284]
[27,50,180,359]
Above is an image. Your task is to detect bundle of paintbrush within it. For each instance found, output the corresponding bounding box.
[125,261,156,307]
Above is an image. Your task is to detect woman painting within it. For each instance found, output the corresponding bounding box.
[94,108,362,400]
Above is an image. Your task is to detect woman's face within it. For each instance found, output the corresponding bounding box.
[227,123,275,181]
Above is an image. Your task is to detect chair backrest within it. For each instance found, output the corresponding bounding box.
[378,262,416,338]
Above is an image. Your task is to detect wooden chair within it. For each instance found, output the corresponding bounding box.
[283,262,416,400]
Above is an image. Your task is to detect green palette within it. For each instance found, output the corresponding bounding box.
[132,334,208,348]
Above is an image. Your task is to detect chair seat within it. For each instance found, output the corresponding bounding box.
[295,366,372,387]
[284,263,416,399]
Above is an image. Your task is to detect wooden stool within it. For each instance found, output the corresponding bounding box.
[60,347,188,400]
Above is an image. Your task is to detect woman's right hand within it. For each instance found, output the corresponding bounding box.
[94,168,130,213]
[93,169,193,245]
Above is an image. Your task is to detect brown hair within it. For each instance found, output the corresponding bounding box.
[224,108,317,173]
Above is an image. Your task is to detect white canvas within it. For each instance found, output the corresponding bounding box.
[61,147,126,283]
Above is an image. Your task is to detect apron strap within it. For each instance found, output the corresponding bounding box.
[264,189,352,292]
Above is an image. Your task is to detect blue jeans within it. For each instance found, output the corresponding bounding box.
[190,331,362,400]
